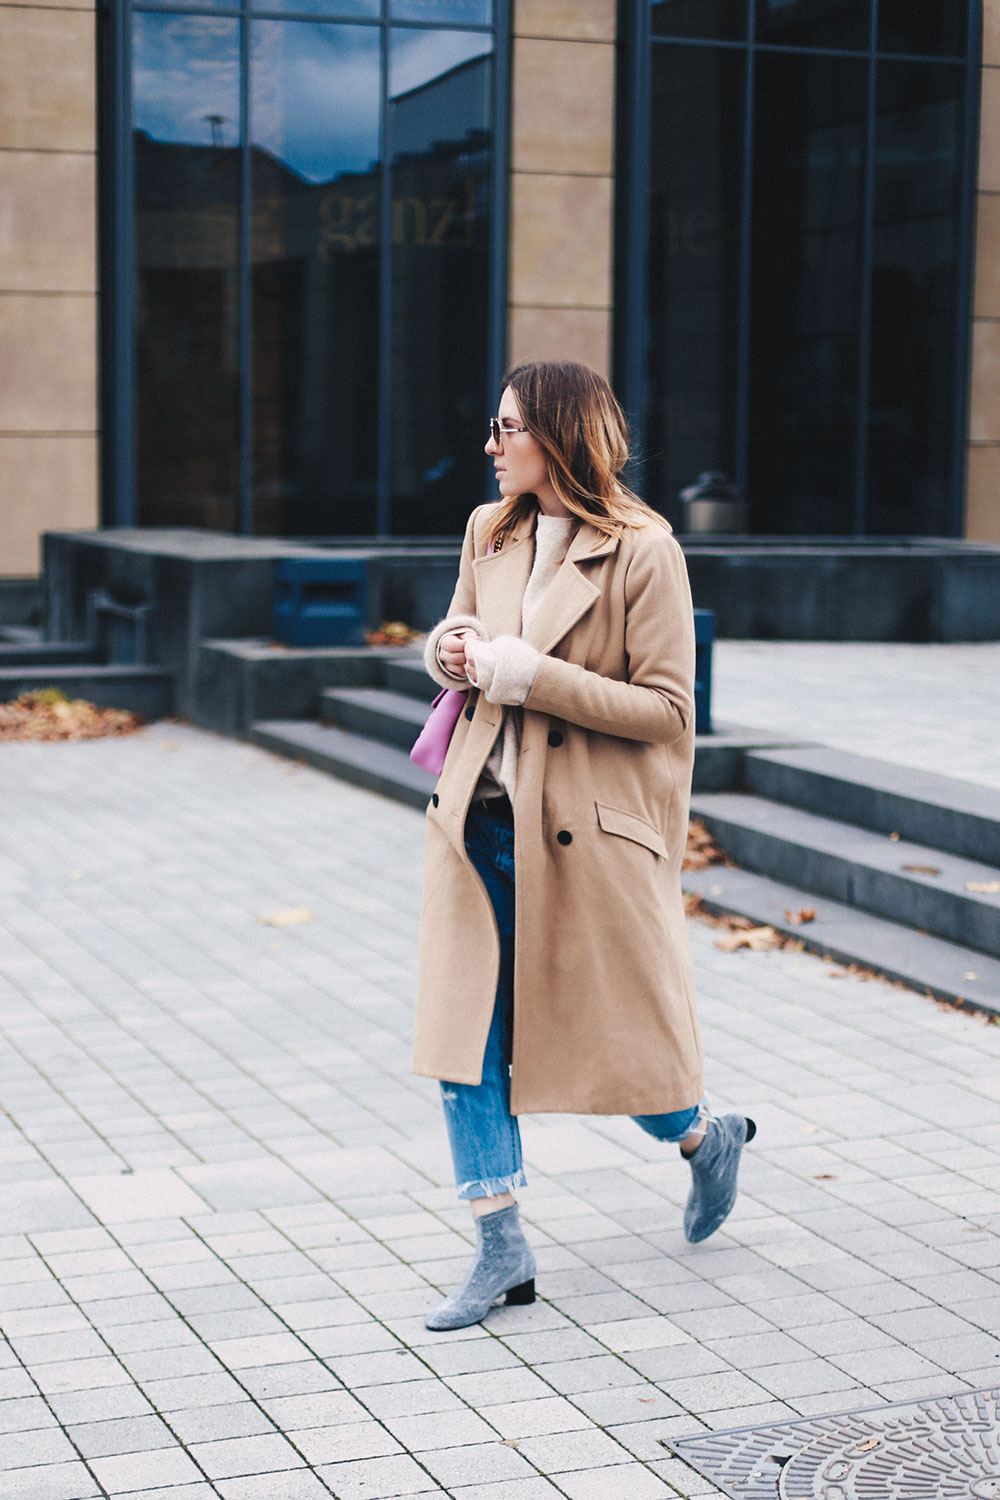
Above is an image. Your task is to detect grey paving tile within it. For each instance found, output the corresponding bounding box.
[0,1461,101,1500]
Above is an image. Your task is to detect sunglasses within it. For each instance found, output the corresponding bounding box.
[489,418,529,444]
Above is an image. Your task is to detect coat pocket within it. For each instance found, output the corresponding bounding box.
[595,803,668,859]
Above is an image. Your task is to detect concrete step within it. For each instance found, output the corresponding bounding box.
[0,640,97,667]
[0,664,174,719]
[745,746,1000,866]
[320,686,433,751]
[681,863,1000,1020]
[690,791,1000,958]
[251,720,435,810]
[382,657,437,702]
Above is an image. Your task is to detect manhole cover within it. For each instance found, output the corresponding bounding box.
[671,1386,1000,1499]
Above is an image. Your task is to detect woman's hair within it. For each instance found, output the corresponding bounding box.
[486,361,669,546]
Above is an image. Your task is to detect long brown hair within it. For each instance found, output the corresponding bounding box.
[486,361,669,547]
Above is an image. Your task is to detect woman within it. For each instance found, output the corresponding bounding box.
[414,361,754,1331]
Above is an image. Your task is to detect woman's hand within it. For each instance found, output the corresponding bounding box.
[438,630,480,681]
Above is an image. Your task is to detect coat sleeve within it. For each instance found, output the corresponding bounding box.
[523,530,695,744]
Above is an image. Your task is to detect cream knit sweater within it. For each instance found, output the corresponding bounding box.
[424,514,577,803]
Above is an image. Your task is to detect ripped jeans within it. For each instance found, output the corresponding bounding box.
[440,796,706,1200]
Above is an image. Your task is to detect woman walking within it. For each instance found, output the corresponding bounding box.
[414,361,754,1331]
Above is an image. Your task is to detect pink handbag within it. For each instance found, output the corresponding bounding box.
[409,530,504,776]
[409,686,467,775]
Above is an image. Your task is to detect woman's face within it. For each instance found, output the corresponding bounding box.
[485,387,567,515]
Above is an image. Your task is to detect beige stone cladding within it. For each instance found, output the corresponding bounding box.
[0,0,98,578]
[507,0,615,377]
[970,0,1000,540]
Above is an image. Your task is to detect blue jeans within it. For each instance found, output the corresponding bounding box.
[440,797,706,1200]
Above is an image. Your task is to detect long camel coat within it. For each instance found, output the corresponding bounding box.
[412,502,704,1116]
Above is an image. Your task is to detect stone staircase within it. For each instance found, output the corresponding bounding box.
[250,658,1000,1019]
[0,634,174,718]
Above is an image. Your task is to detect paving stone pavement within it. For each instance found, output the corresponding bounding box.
[0,709,998,1500]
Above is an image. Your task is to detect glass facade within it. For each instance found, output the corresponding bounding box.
[626,0,978,536]
[127,1,502,536]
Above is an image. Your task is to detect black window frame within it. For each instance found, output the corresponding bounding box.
[98,0,511,535]
[614,0,983,537]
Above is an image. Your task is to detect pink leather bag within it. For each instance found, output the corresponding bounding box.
[409,686,467,775]
[409,530,504,777]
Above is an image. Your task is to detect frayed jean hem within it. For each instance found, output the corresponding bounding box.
[457,1170,528,1202]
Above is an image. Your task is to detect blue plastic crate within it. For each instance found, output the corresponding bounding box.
[273,558,368,647]
[693,607,714,736]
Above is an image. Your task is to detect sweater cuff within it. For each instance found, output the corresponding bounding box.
[466,635,540,706]
[423,614,487,690]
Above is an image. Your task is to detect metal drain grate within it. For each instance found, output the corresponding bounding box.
[671,1386,1000,1498]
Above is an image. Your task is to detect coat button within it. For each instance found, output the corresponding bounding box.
[547,730,563,747]
[557,829,572,845]
[465,704,475,721]
[431,793,439,807]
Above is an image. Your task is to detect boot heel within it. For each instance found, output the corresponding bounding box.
[505,1278,535,1306]
[744,1117,757,1143]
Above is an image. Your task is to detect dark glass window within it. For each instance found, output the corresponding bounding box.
[625,3,976,537]
[133,14,240,529]
[388,28,493,534]
[754,0,871,50]
[249,22,380,537]
[645,45,745,518]
[866,62,965,534]
[651,0,747,42]
[127,6,499,536]
[878,0,968,60]
[748,52,866,533]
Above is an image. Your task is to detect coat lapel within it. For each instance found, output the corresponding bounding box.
[472,513,534,640]
[524,522,619,655]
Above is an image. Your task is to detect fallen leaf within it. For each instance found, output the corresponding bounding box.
[903,864,940,875]
[683,817,733,871]
[966,880,1000,893]
[257,907,314,927]
[964,971,980,981]
[784,906,816,925]
[0,689,144,742]
[813,1173,838,1180]
[637,1396,657,1404]
[963,1224,989,1232]
[801,1125,820,1134]
[715,925,783,952]
[889,832,900,841]
[857,1437,879,1451]
[365,620,422,646]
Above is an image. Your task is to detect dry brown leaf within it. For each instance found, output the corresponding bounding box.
[966,880,1000,893]
[857,1438,879,1451]
[784,906,816,925]
[0,689,144,742]
[365,620,422,646]
[814,1173,838,1180]
[889,832,900,841]
[257,907,314,927]
[715,925,783,952]
[683,818,733,871]
[903,864,940,875]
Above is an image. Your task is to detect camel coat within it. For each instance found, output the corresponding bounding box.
[412,502,704,1116]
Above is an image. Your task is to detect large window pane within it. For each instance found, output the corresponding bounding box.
[645,44,745,522]
[250,22,381,535]
[878,0,968,60]
[747,52,866,533]
[866,62,964,534]
[133,14,240,529]
[392,0,492,23]
[754,0,870,50]
[651,0,747,42]
[387,28,493,534]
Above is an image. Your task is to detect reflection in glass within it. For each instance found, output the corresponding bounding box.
[250,22,381,535]
[650,0,747,43]
[754,0,870,50]
[747,52,866,532]
[388,27,493,534]
[392,0,491,23]
[251,0,378,18]
[866,62,963,534]
[878,0,967,59]
[133,13,240,529]
[645,45,745,524]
